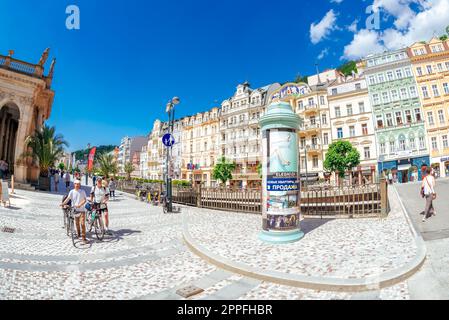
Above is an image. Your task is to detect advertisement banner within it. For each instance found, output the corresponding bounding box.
[87,147,97,172]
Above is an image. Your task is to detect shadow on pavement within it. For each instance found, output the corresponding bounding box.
[99,229,142,244]
[300,218,334,235]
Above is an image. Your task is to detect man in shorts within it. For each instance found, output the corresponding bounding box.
[61,180,89,244]
[90,177,111,235]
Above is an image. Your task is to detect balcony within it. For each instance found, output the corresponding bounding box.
[304,104,319,114]
[375,120,425,132]
[300,123,321,134]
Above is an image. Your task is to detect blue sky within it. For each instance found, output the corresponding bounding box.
[1,0,447,151]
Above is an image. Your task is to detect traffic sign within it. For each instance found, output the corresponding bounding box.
[162,134,175,147]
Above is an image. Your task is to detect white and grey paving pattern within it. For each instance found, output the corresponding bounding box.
[0,187,415,300]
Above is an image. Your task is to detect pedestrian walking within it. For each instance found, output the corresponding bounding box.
[54,170,60,192]
[64,171,71,191]
[109,177,117,199]
[421,167,437,222]
[0,160,8,180]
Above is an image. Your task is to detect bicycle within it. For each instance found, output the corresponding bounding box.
[62,206,81,247]
[86,201,106,241]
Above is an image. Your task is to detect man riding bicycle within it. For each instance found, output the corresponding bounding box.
[90,177,111,235]
[60,180,88,244]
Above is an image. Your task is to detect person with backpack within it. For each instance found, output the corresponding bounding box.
[90,177,111,235]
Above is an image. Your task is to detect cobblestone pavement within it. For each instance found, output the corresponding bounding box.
[185,199,417,280]
[0,188,412,300]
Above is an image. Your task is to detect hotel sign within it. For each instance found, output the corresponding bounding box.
[270,83,310,102]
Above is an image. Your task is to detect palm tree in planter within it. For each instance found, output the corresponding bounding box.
[22,125,68,191]
[124,162,134,181]
[97,153,115,179]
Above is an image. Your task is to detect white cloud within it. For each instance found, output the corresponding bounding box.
[343,29,385,60]
[318,48,330,60]
[310,10,338,44]
[348,19,359,33]
[343,0,449,59]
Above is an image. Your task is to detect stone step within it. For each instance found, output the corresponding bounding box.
[13,182,36,191]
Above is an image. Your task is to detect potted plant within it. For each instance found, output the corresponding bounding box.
[22,125,68,191]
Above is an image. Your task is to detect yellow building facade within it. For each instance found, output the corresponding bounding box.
[409,38,449,177]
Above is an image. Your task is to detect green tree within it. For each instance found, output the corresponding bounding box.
[58,163,65,171]
[124,162,135,181]
[338,61,358,76]
[97,153,115,178]
[440,35,448,41]
[212,157,236,186]
[324,141,360,180]
[22,125,69,178]
[294,74,308,84]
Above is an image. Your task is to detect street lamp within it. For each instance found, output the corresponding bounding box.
[165,97,180,213]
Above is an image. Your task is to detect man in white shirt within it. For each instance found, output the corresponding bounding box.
[61,180,88,244]
[422,167,436,222]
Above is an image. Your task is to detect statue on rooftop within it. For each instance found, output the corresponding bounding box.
[38,48,50,66]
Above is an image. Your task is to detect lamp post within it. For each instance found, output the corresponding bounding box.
[165,97,180,213]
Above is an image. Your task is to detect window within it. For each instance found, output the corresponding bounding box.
[355,83,361,90]
[396,69,403,79]
[419,136,426,149]
[391,90,399,101]
[362,124,368,135]
[410,138,416,150]
[335,106,341,117]
[400,88,408,100]
[443,135,449,149]
[337,128,343,139]
[422,86,429,98]
[426,65,433,74]
[308,98,315,106]
[417,67,423,76]
[300,137,306,148]
[399,138,406,151]
[347,104,353,116]
[378,74,385,83]
[386,113,393,127]
[323,133,329,145]
[432,84,440,97]
[410,86,417,97]
[369,76,376,85]
[380,143,386,155]
[437,63,443,72]
[332,88,337,95]
[312,156,319,168]
[405,110,412,124]
[389,141,396,154]
[396,111,403,125]
[359,102,365,113]
[382,92,390,103]
[415,108,422,122]
[349,126,356,137]
[405,67,412,77]
[446,62,449,70]
[320,96,325,105]
[364,147,371,159]
[376,115,384,128]
[322,114,327,125]
[310,116,316,125]
[298,100,304,109]
[427,111,435,125]
[373,94,380,105]
[387,71,394,81]
[431,137,438,150]
[443,83,449,95]
[438,110,445,124]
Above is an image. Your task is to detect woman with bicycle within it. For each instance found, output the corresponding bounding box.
[60,180,89,244]
[90,178,111,235]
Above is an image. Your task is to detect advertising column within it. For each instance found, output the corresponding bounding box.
[259,101,304,244]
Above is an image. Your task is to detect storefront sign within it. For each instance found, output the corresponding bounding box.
[441,157,449,162]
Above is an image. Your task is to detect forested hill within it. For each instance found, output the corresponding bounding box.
[73,145,116,161]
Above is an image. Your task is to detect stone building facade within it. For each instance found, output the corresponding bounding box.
[408,37,449,177]
[0,49,56,183]
[362,49,430,183]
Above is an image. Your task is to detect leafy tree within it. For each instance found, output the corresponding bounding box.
[124,162,135,181]
[212,157,236,186]
[257,163,262,178]
[324,141,360,180]
[440,35,448,41]
[58,163,65,171]
[97,153,115,178]
[22,125,68,178]
[338,61,358,76]
[294,74,308,84]
[73,145,116,162]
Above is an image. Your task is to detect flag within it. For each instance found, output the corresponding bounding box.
[88,147,97,171]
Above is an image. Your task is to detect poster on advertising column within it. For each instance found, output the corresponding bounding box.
[264,129,300,232]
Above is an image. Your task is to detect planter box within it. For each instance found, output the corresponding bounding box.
[38,176,51,191]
